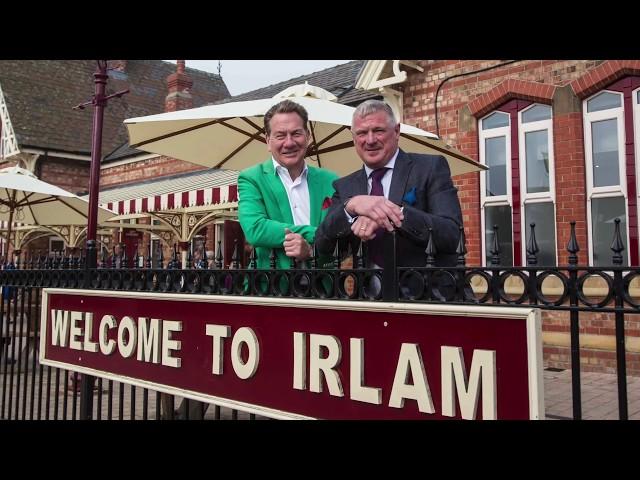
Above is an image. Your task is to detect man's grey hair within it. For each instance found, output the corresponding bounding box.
[352,99,398,129]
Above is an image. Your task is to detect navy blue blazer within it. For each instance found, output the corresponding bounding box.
[315,150,463,267]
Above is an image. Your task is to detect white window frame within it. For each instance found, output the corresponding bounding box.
[479,111,512,267]
[583,90,628,265]
[49,237,65,254]
[149,233,160,267]
[215,222,224,262]
[518,104,557,265]
[634,87,640,257]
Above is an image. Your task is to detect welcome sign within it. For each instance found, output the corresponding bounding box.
[40,289,544,419]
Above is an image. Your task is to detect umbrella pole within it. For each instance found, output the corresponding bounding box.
[6,199,13,265]
[7,190,18,263]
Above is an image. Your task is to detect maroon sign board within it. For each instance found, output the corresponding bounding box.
[40,289,544,419]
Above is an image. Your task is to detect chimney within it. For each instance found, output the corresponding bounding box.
[165,60,193,112]
[109,60,127,72]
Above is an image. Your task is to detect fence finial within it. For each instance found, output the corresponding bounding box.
[232,239,241,269]
[215,240,223,269]
[122,244,129,269]
[249,246,257,269]
[425,228,436,266]
[332,241,340,269]
[356,240,365,269]
[456,225,467,266]
[526,223,539,266]
[146,243,152,269]
[611,218,625,265]
[567,220,580,265]
[490,225,501,266]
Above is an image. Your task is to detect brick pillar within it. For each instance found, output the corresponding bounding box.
[456,106,482,265]
[553,86,587,264]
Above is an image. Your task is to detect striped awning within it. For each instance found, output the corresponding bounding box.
[104,183,238,215]
[94,169,239,216]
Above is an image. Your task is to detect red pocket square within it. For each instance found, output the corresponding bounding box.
[322,197,331,210]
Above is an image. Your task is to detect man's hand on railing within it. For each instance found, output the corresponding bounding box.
[351,215,378,241]
[344,195,403,231]
[283,228,312,261]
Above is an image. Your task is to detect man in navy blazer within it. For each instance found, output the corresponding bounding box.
[315,100,463,269]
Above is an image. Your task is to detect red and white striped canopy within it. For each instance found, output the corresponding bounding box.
[103,184,238,216]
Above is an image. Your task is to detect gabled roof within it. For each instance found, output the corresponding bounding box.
[220,60,378,105]
[0,60,230,157]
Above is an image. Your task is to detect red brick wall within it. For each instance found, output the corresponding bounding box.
[101,155,205,187]
[542,310,640,375]
[553,112,588,264]
[39,157,90,195]
[402,60,602,264]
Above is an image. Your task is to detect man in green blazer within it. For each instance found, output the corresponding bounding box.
[238,100,339,270]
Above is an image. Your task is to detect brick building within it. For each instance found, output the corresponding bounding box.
[5,58,636,375]
[356,60,640,374]
[0,60,230,257]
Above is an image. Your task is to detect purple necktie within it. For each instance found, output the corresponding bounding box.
[367,167,389,267]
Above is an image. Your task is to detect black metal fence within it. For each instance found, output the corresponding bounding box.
[1,220,638,419]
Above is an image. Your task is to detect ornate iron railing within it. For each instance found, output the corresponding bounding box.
[1,218,638,420]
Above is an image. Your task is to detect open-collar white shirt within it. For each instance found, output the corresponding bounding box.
[273,158,311,226]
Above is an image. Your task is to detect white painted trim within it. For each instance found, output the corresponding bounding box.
[0,83,20,158]
[526,309,545,419]
[356,60,420,92]
[479,112,512,267]
[379,87,404,122]
[355,60,386,90]
[518,105,558,265]
[583,90,628,265]
[40,288,544,420]
[634,87,640,264]
[398,61,424,73]
[21,148,91,161]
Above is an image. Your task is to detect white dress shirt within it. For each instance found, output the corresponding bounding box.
[273,158,311,226]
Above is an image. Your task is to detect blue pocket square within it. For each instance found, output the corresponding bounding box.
[403,187,417,206]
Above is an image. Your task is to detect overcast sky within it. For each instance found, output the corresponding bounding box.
[166,60,351,96]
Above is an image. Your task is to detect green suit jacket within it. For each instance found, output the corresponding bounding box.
[238,159,339,270]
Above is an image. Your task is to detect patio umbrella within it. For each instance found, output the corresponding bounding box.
[0,166,115,253]
[124,84,486,178]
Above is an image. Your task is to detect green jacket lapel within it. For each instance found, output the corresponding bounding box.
[261,159,293,224]
[307,167,323,227]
